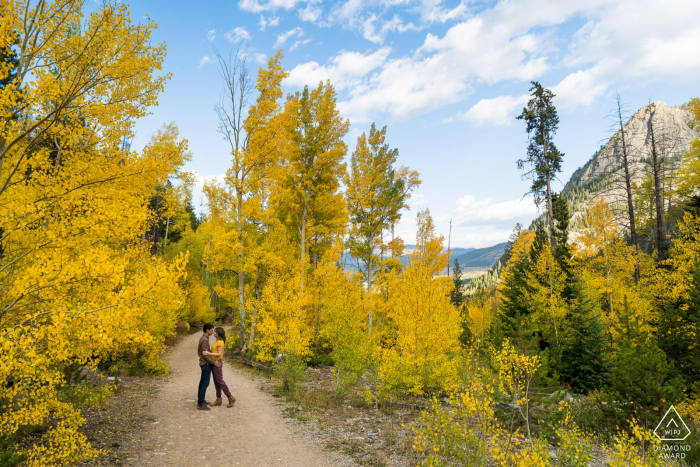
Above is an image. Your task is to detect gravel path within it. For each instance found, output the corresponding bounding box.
[127,331,356,467]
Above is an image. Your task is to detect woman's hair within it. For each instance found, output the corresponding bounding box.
[214,327,226,343]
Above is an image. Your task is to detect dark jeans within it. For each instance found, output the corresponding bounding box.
[198,364,211,406]
[211,361,231,398]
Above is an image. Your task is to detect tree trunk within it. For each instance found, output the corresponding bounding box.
[447,219,452,276]
[163,216,171,253]
[543,135,556,256]
[648,111,667,262]
[616,96,640,283]
[248,263,260,350]
[151,197,160,255]
[314,289,322,356]
[299,201,308,292]
[237,191,246,348]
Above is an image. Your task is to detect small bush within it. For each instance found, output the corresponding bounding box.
[58,381,114,410]
[274,353,307,394]
[307,353,334,367]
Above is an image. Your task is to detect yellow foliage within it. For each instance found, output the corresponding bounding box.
[413,366,497,466]
[605,421,664,467]
[572,199,656,333]
[675,98,700,201]
[253,227,312,362]
[380,209,461,395]
[523,243,567,346]
[0,2,189,463]
[657,212,700,306]
[465,296,498,348]
[312,244,371,393]
[496,340,540,445]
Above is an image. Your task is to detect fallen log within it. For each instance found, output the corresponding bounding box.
[234,357,273,373]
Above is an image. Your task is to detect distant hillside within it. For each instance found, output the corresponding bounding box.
[342,244,504,272]
[404,245,474,256]
[451,242,507,269]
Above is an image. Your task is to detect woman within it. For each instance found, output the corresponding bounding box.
[202,327,235,408]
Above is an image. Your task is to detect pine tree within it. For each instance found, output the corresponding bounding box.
[609,297,683,417]
[517,82,564,255]
[658,256,700,390]
[560,285,609,394]
[552,193,571,271]
[450,259,464,307]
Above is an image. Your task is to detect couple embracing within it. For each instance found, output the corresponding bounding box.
[197,323,235,410]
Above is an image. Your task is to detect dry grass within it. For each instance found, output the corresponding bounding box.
[76,375,158,466]
[253,365,425,467]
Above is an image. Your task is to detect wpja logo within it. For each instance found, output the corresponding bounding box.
[652,405,692,460]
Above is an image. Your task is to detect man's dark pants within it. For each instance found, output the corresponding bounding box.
[198,363,212,405]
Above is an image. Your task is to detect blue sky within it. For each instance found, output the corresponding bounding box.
[129,0,700,248]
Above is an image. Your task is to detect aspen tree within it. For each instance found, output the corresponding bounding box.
[0,2,190,463]
[208,50,295,347]
[281,81,349,287]
[380,209,460,395]
[572,200,656,332]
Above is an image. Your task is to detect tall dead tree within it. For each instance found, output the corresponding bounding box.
[214,43,253,347]
[614,94,640,282]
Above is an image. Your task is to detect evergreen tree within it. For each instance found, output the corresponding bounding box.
[658,256,700,391]
[529,221,549,264]
[450,259,464,307]
[552,192,571,272]
[560,286,609,394]
[459,308,473,349]
[610,297,683,417]
[499,225,540,356]
[517,82,564,255]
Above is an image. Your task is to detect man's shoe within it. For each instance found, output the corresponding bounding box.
[211,398,222,407]
[197,404,211,411]
[227,396,236,408]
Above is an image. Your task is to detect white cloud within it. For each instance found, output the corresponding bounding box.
[259,15,280,30]
[549,0,700,109]
[224,27,251,43]
[550,67,608,109]
[316,0,567,120]
[253,53,268,64]
[197,55,213,70]
[290,0,700,122]
[239,0,305,13]
[455,229,515,248]
[206,29,216,42]
[286,47,391,91]
[453,94,528,126]
[298,3,322,22]
[453,195,538,227]
[274,27,304,48]
[290,38,312,51]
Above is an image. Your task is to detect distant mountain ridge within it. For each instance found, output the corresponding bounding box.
[342,244,505,272]
[451,242,507,269]
[561,101,698,228]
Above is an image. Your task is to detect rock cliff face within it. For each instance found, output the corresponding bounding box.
[562,101,698,226]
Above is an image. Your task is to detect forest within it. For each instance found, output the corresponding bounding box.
[1,1,700,466]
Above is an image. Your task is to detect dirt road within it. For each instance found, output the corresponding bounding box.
[126,332,355,467]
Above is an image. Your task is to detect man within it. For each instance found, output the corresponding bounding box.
[197,323,220,410]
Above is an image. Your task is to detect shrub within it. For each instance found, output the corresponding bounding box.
[274,353,307,394]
